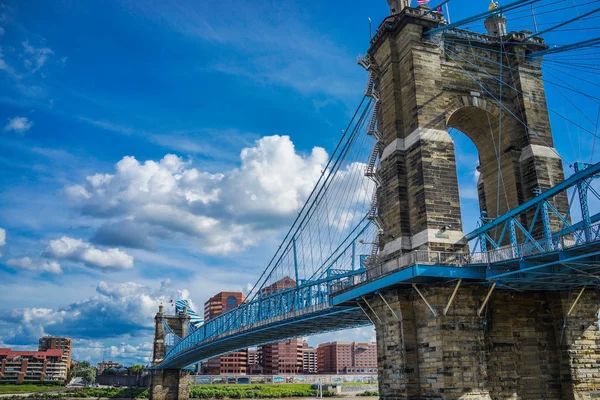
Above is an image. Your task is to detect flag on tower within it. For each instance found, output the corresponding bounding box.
[418,0,430,4]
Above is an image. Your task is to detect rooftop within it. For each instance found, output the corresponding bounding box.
[0,348,63,360]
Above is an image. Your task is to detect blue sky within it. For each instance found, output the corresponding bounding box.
[0,0,598,365]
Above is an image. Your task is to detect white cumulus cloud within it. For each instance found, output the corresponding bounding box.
[0,280,192,349]
[0,227,5,246]
[66,135,328,254]
[4,116,33,134]
[44,236,134,270]
[6,257,62,274]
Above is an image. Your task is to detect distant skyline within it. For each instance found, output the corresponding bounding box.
[0,0,597,365]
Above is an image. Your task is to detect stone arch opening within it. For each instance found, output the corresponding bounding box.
[446,104,522,223]
[448,128,480,233]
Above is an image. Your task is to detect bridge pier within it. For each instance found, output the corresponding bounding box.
[150,304,191,400]
[149,370,190,400]
[364,285,600,399]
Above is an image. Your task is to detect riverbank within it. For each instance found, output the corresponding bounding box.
[0,386,64,395]
[0,384,378,399]
[0,387,147,399]
[190,384,331,399]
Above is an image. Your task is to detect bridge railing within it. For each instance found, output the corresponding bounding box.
[163,270,364,363]
[331,222,600,294]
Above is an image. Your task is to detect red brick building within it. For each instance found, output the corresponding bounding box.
[258,338,303,375]
[261,276,296,296]
[256,278,304,374]
[38,336,72,371]
[0,348,66,383]
[302,341,317,373]
[317,342,377,374]
[204,292,248,374]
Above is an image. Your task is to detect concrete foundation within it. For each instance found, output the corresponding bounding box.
[364,285,600,399]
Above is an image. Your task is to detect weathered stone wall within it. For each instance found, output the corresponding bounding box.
[369,7,568,253]
[550,290,600,399]
[150,369,190,400]
[363,284,600,399]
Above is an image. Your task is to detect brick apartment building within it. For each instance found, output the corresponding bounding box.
[317,342,377,374]
[0,348,67,383]
[256,277,304,375]
[204,292,248,374]
[38,336,72,371]
[247,349,263,375]
[302,341,317,373]
[258,338,303,375]
[260,276,296,296]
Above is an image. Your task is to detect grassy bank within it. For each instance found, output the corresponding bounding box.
[189,384,333,399]
[0,385,63,394]
[357,390,379,396]
[7,387,148,399]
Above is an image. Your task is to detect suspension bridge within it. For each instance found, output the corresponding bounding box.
[150,1,600,399]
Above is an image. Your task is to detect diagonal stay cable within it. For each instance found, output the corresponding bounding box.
[442,44,599,145]
[439,43,572,169]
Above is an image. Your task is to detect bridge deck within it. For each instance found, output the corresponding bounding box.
[331,241,600,306]
[157,305,369,369]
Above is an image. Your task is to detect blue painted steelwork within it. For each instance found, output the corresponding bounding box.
[527,37,600,58]
[424,0,540,37]
[156,269,370,369]
[523,8,600,40]
[575,162,593,242]
[466,162,600,241]
[155,163,600,370]
[331,264,487,305]
[292,238,299,283]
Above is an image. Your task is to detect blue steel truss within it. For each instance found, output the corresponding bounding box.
[154,162,600,369]
[158,269,370,369]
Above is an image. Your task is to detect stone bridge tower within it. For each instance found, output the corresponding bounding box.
[149,304,190,400]
[359,5,600,400]
[369,6,566,260]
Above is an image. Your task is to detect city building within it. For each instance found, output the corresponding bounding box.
[317,342,377,374]
[256,278,304,375]
[97,360,123,375]
[247,349,263,375]
[204,292,246,321]
[0,348,67,383]
[261,276,296,296]
[38,336,73,371]
[258,339,303,375]
[204,292,248,374]
[302,341,317,374]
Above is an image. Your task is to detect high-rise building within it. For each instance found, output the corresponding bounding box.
[204,292,246,321]
[204,292,248,375]
[38,336,72,371]
[0,348,67,383]
[258,339,303,375]
[247,349,263,375]
[302,341,317,374]
[317,342,377,374]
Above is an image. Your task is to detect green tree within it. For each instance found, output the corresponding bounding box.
[70,361,97,385]
[129,365,146,376]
